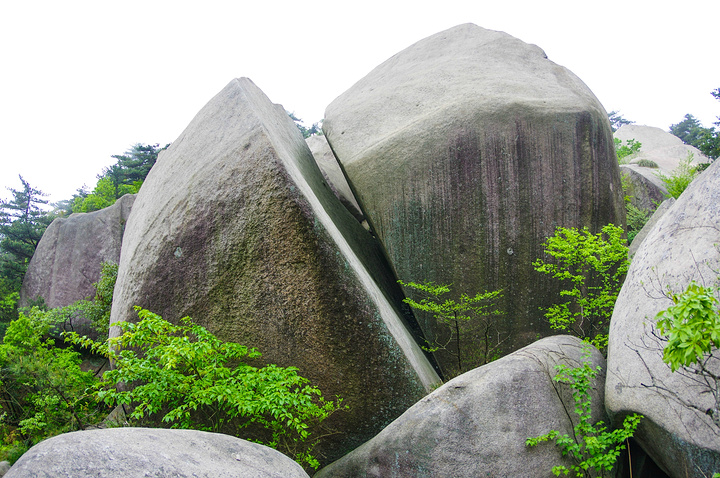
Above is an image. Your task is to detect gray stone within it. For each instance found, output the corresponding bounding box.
[606,159,720,477]
[5,428,309,478]
[316,336,606,478]
[628,198,674,258]
[20,194,134,309]
[615,124,708,174]
[620,164,667,213]
[109,78,440,464]
[323,23,625,374]
[306,134,364,222]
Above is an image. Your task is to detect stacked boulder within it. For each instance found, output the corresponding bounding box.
[108,78,439,462]
[323,23,624,374]
[606,158,720,477]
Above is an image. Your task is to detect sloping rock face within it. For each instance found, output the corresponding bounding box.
[323,23,625,372]
[620,164,666,212]
[606,159,720,477]
[615,124,708,173]
[5,428,309,478]
[306,134,364,222]
[109,78,440,463]
[315,336,606,478]
[20,194,135,308]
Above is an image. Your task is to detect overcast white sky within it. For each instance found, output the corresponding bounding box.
[1,0,718,204]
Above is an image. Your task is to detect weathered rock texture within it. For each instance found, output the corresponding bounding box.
[109,78,440,463]
[316,336,606,478]
[606,159,720,477]
[5,428,310,478]
[323,23,625,372]
[20,194,135,308]
[306,134,364,222]
[615,124,708,173]
[619,164,667,212]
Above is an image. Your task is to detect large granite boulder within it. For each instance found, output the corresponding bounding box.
[619,164,667,213]
[109,78,440,464]
[606,159,720,477]
[5,428,310,477]
[615,124,709,173]
[316,336,606,478]
[323,23,625,373]
[20,193,135,308]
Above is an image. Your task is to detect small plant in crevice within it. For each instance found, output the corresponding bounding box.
[533,224,629,353]
[526,348,642,477]
[398,280,505,378]
[635,159,659,168]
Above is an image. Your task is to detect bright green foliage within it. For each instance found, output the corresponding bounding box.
[655,281,720,426]
[656,282,720,371]
[66,307,342,469]
[526,348,642,477]
[0,309,104,462]
[48,262,118,341]
[398,281,504,377]
[614,138,642,164]
[656,153,698,199]
[533,225,629,351]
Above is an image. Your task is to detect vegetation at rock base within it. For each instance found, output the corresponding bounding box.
[656,152,699,199]
[65,307,343,470]
[533,224,629,352]
[526,347,642,477]
[0,307,107,463]
[397,280,504,378]
[614,137,642,164]
[619,174,652,245]
[654,281,720,427]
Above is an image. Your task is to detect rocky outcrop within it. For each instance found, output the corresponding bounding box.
[316,336,606,478]
[306,134,364,222]
[109,78,440,464]
[620,164,666,212]
[615,124,708,173]
[5,428,310,478]
[20,193,135,308]
[606,159,720,477]
[323,23,625,373]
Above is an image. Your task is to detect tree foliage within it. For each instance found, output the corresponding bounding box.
[526,348,642,477]
[613,138,642,164]
[533,225,629,351]
[66,307,343,469]
[398,281,504,377]
[607,111,634,132]
[72,143,166,213]
[655,281,720,426]
[0,177,53,294]
[288,112,322,139]
[669,89,720,160]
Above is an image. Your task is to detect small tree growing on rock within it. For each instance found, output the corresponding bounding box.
[533,224,629,352]
[398,281,504,378]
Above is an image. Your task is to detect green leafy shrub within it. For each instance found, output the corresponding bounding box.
[625,203,651,245]
[656,153,698,199]
[66,307,343,469]
[526,348,642,477]
[398,281,504,377]
[0,308,105,463]
[614,138,642,164]
[635,159,659,168]
[533,225,629,351]
[655,281,720,426]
